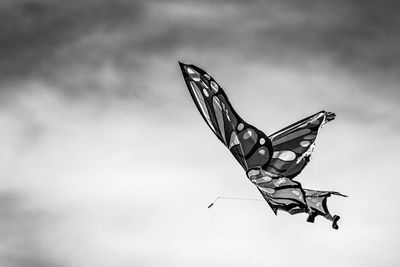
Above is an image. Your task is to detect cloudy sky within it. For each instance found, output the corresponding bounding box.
[1,0,399,266]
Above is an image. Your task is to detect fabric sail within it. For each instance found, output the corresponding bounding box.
[179,62,346,229]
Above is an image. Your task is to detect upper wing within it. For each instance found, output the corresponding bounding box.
[179,62,273,173]
[266,111,336,179]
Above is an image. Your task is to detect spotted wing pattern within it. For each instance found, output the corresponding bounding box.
[267,111,336,179]
[179,62,273,172]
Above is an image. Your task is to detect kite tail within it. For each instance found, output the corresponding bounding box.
[306,212,341,229]
[304,189,347,229]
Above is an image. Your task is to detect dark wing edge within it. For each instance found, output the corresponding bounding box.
[179,62,273,173]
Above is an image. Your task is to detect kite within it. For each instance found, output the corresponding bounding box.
[179,62,347,229]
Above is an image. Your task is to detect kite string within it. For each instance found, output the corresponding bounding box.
[208,196,264,208]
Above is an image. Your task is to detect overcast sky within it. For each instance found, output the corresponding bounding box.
[1,1,400,267]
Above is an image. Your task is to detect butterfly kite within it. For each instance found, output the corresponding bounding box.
[179,62,347,229]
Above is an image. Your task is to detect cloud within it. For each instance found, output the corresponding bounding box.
[1,1,400,267]
[0,0,144,81]
[2,0,399,78]
[0,191,65,267]
[1,0,399,103]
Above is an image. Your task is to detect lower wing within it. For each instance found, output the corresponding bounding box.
[256,178,347,229]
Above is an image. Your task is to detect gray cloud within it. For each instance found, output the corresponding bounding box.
[255,1,400,73]
[2,0,399,81]
[0,0,144,80]
[0,0,398,111]
[0,191,64,267]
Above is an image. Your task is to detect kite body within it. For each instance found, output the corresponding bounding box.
[179,62,346,229]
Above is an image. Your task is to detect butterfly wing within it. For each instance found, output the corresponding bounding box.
[179,62,273,173]
[266,111,336,179]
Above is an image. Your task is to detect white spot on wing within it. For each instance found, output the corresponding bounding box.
[300,141,310,147]
[259,187,275,194]
[187,67,201,81]
[210,81,219,93]
[272,150,296,161]
[243,130,253,139]
[247,169,260,178]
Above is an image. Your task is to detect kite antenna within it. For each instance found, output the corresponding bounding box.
[208,196,264,208]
